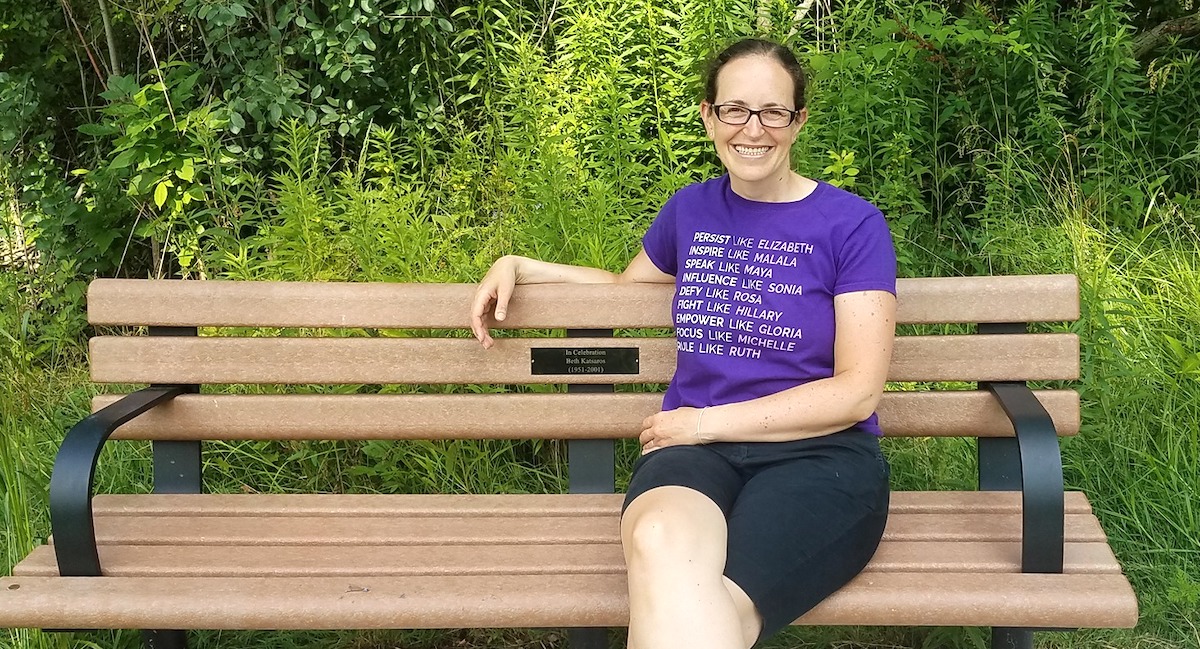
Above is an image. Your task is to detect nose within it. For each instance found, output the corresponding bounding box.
[742,113,766,136]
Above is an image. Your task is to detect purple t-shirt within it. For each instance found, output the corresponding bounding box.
[643,175,897,435]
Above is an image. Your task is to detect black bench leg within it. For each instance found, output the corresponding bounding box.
[142,630,188,649]
[991,627,1033,649]
[567,627,608,649]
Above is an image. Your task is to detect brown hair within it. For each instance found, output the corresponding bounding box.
[704,38,807,110]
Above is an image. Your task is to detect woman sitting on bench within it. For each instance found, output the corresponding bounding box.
[471,37,897,649]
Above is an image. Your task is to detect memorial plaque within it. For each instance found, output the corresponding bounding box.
[530,347,640,376]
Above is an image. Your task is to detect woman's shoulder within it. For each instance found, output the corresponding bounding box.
[670,175,729,201]
[810,181,883,218]
[655,176,730,221]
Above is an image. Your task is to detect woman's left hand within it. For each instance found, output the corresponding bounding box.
[639,407,704,454]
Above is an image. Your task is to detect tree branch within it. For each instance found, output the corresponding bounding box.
[98,0,121,76]
[1133,10,1200,60]
[58,0,106,82]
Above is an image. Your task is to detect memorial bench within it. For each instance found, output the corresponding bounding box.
[0,275,1137,649]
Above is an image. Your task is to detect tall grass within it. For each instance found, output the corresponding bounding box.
[980,181,1200,646]
[0,273,116,649]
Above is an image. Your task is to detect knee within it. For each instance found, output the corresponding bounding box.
[621,507,681,564]
[620,488,726,567]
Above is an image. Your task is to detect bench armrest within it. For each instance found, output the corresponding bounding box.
[49,386,185,576]
[986,381,1065,574]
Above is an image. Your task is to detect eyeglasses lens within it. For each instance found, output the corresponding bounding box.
[715,105,793,128]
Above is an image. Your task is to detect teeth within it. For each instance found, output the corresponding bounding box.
[734,145,770,156]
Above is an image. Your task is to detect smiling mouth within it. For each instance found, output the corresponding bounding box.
[733,145,771,157]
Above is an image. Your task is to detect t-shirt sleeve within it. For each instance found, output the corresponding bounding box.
[641,195,679,276]
[834,210,897,295]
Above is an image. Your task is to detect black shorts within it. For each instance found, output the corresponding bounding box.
[621,428,890,645]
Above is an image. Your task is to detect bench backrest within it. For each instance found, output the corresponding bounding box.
[87,276,1080,488]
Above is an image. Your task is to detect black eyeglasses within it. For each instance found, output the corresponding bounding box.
[710,104,799,128]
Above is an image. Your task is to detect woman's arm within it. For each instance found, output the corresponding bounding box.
[470,249,672,348]
[639,289,896,451]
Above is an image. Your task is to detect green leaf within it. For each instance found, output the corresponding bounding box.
[1165,335,1187,361]
[177,158,196,182]
[153,181,170,208]
[110,148,140,170]
[100,75,138,101]
[78,123,118,137]
[175,71,202,100]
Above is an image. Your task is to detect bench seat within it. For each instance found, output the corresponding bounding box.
[0,276,1139,648]
[1,492,1136,630]
[0,573,1138,630]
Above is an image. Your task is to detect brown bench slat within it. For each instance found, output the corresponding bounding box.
[88,334,1079,384]
[0,571,1136,629]
[91,493,624,517]
[13,544,626,578]
[87,275,1079,328]
[97,390,1080,440]
[88,492,1095,517]
[895,274,1079,324]
[79,512,1109,546]
[865,541,1121,574]
[11,540,1123,578]
[806,572,1137,627]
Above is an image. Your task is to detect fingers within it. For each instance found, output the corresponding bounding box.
[639,409,702,454]
[639,427,654,448]
[493,279,514,324]
[638,414,657,450]
[469,288,496,349]
[470,258,520,349]
[639,413,675,454]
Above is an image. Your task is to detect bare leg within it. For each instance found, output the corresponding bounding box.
[724,576,765,648]
[621,486,762,649]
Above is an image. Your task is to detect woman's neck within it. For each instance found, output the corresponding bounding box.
[729,171,817,203]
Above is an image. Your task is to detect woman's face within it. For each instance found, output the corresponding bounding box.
[701,55,807,188]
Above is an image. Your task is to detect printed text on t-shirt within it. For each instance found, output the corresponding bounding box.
[676,231,812,358]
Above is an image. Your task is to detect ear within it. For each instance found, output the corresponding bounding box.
[700,101,715,136]
[788,107,809,142]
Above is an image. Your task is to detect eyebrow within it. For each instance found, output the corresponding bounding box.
[720,100,791,109]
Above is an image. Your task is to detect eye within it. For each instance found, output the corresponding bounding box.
[762,109,791,122]
[721,105,750,118]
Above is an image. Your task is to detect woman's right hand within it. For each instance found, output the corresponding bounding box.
[469,250,666,348]
[470,255,520,349]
